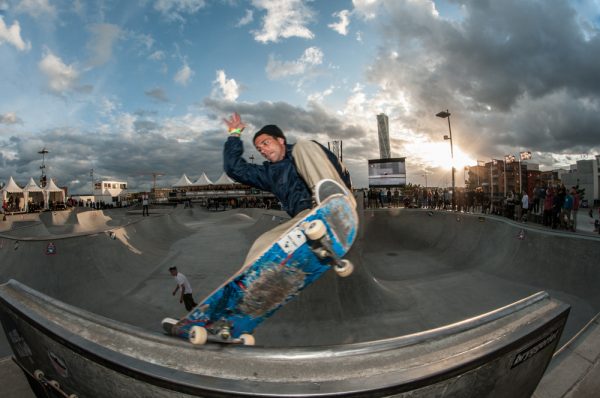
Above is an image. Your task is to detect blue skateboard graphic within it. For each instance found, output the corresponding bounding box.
[162,182,358,345]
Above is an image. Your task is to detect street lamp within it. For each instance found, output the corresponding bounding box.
[436,109,455,211]
[90,168,94,194]
[38,147,49,187]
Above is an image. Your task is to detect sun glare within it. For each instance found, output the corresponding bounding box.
[405,141,475,171]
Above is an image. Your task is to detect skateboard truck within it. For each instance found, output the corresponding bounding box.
[303,220,354,277]
[187,323,256,346]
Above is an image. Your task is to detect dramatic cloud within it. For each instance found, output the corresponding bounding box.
[363,0,600,161]
[252,0,315,43]
[0,16,31,51]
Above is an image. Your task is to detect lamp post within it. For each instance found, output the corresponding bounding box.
[90,169,94,194]
[38,148,49,187]
[436,109,455,211]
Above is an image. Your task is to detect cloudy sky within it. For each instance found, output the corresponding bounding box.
[1,0,599,192]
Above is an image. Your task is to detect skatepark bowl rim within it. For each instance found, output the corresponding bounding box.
[0,204,598,396]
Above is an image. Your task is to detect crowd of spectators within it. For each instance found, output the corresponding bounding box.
[361,184,599,234]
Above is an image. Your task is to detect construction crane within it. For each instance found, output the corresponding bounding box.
[133,172,165,196]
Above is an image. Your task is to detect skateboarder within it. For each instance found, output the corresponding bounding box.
[223,112,355,262]
[169,266,197,311]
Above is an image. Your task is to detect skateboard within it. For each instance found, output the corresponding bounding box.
[162,179,358,345]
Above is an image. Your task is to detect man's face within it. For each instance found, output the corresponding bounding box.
[254,134,286,163]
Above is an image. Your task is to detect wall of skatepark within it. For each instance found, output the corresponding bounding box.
[0,204,598,352]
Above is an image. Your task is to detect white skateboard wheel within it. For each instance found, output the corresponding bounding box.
[304,219,326,240]
[240,334,255,346]
[49,380,60,389]
[335,259,354,277]
[189,326,208,345]
[34,370,44,380]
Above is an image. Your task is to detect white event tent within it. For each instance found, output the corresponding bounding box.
[213,172,238,185]
[23,177,44,211]
[173,173,193,188]
[1,176,25,211]
[43,178,66,209]
[191,172,213,187]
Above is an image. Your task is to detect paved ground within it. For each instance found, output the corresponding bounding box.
[0,204,599,396]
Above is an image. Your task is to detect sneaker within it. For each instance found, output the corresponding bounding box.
[314,179,347,205]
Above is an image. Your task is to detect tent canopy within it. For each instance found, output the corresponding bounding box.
[173,173,193,187]
[192,172,213,186]
[24,177,43,192]
[3,176,23,193]
[43,178,66,209]
[1,177,25,211]
[213,172,238,185]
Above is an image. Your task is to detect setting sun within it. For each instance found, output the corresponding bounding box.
[404,141,475,172]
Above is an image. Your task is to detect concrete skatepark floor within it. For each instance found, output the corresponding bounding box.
[0,205,599,396]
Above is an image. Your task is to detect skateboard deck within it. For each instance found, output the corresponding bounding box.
[163,181,358,345]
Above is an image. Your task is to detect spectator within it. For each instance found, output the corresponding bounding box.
[571,187,580,232]
[142,194,149,216]
[169,266,197,311]
[543,188,554,227]
[521,191,529,222]
[562,189,574,230]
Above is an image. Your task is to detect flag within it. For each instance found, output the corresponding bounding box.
[520,151,532,160]
[504,154,516,163]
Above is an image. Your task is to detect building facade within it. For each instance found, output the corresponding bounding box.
[560,156,600,206]
[93,180,128,204]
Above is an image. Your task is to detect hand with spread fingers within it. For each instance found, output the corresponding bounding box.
[223,112,246,136]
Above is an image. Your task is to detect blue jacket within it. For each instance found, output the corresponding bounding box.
[223,136,350,217]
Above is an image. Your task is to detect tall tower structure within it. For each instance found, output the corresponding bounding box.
[377,113,391,159]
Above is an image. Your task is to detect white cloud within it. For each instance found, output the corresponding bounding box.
[329,9,351,35]
[252,0,315,43]
[237,9,254,27]
[0,17,31,51]
[307,86,335,104]
[38,50,81,95]
[174,62,194,86]
[0,112,23,125]
[352,0,381,20]
[98,97,119,118]
[154,0,207,22]
[14,0,57,19]
[266,46,323,80]
[212,70,240,101]
[149,50,165,61]
[86,23,121,68]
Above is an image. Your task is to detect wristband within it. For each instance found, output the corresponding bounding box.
[228,127,244,136]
